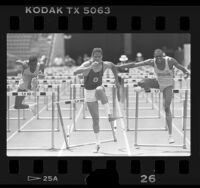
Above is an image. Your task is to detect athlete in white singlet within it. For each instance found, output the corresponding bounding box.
[117,49,190,144]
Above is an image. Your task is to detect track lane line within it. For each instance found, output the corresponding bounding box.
[57,104,83,156]
[147,94,190,145]
[116,99,132,156]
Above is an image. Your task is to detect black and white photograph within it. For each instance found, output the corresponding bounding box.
[6,33,191,156]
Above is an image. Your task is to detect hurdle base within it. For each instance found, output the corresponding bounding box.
[7,117,26,120]
[67,139,115,149]
[127,127,167,131]
[127,116,160,119]
[173,116,191,118]
[182,128,190,131]
[74,128,113,131]
[7,147,58,150]
[83,116,108,119]
[37,117,71,120]
[47,108,71,111]
[18,129,60,132]
[134,144,187,148]
[128,107,153,110]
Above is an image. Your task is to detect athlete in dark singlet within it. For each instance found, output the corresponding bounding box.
[74,48,120,152]
[117,49,190,144]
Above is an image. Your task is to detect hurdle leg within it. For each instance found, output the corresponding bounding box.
[183,90,188,149]
[151,92,154,109]
[51,92,55,150]
[36,96,39,119]
[158,92,161,119]
[146,92,149,103]
[172,92,175,118]
[126,86,129,131]
[57,103,69,149]
[179,77,183,100]
[69,82,72,119]
[109,86,117,141]
[7,96,10,132]
[73,85,76,131]
[46,95,49,110]
[23,108,25,120]
[134,91,139,149]
[17,109,21,132]
[155,92,158,103]
[57,86,60,131]
[82,87,86,119]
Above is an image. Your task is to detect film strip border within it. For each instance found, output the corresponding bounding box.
[1,5,198,185]
[6,158,191,184]
[1,6,193,32]
[9,15,190,31]
[8,159,189,174]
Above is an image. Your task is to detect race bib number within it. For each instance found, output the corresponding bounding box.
[93,77,99,83]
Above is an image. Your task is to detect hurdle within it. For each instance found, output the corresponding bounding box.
[182,90,190,131]
[172,89,191,118]
[6,91,37,131]
[125,86,165,132]
[35,85,70,122]
[124,81,156,110]
[7,92,56,150]
[6,83,26,121]
[125,84,161,118]
[68,84,119,135]
[7,95,10,132]
[173,77,190,101]
[6,89,27,121]
[81,84,116,120]
[6,91,59,133]
[55,98,116,150]
[134,89,188,149]
[38,82,71,113]
[80,78,115,112]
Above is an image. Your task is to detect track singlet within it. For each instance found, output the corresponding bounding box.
[84,62,104,90]
[153,56,174,89]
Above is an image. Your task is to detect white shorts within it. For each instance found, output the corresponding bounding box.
[84,89,97,102]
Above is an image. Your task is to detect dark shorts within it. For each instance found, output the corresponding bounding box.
[138,78,159,91]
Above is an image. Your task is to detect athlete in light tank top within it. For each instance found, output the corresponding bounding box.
[153,56,174,91]
[117,49,190,144]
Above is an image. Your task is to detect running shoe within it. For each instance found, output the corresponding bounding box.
[93,144,101,153]
[108,114,122,122]
[168,136,175,144]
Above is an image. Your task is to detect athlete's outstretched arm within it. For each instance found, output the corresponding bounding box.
[170,58,190,78]
[104,61,119,86]
[116,59,153,70]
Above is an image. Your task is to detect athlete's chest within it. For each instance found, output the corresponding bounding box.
[91,63,104,73]
[155,60,173,70]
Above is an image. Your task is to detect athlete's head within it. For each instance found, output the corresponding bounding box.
[28,56,38,73]
[154,49,164,63]
[91,48,103,63]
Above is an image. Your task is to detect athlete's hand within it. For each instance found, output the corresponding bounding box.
[184,71,190,79]
[91,61,99,69]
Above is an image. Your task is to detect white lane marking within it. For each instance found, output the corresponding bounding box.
[148,95,190,145]
[115,99,132,156]
[7,104,49,142]
[7,90,66,142]
[57,104,83,156]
